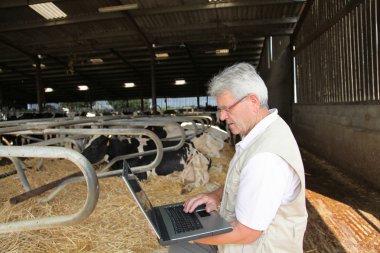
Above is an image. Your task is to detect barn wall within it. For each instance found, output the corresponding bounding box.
[292,104,380,189]
[290,0,379,190]
[259,36,293,124]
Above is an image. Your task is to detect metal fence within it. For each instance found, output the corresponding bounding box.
[294,0,379,104]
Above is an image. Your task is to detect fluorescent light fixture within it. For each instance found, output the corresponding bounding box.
[215,48,229,55]
[89,58,103,64]
[29,2,67,20]
[124,82,135,88]
[78,85,89,91]
[32,63,46,69]
[155,52,169,59]
[45,87,54,93]
[175,79,186,85]
[98,3,139,13]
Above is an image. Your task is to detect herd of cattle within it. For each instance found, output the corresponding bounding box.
[0,114,230,197]
[80,122,229,193]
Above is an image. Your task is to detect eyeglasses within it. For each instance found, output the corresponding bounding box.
[217,95,247,114]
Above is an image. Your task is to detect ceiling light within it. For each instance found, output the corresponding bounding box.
[45,87,54,93]
[175,79,186,85]
[98,3,139,13]
[78,85,89,91]
[89,58,103,64]
[155,52,169,59]
[29,2,67,20]
[215,49,229,55]
[32,63,46,69]
[124,82,135,88]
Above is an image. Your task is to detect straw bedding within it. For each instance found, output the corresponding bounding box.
[0,144,234,253]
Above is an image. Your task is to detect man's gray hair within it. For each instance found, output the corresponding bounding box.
[207,62,268,107]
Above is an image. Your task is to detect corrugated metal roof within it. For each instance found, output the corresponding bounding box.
[0,0,306,104]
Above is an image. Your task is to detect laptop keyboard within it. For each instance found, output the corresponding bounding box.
[165,205,203,233]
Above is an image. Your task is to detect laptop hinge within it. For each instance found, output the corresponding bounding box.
[153,208,170,241]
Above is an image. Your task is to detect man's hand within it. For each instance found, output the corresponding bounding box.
[183,186,224,213]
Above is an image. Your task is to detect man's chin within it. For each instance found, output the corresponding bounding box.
[228,125,239,135]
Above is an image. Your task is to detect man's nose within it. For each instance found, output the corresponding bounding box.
[219,110,228,121]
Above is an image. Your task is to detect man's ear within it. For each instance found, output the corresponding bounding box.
[247,93,260,106]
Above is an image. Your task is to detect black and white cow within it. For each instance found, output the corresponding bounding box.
[80,134,210,180]
[81,125,167,169]
[81,124,212,185]
[79,124,230,193]
[1,135,23,146]
[129,139,204,176]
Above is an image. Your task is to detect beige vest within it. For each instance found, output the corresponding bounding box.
[219,117,308,253]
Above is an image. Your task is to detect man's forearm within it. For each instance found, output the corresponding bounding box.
[194,220,262,245]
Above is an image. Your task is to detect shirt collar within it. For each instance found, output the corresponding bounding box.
[235,109,279,153]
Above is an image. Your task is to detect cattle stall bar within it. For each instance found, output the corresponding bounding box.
[85,119,187,173]
[181,115,213,134]
[5,127,164,205]
[132,116,201,140]
[0,117,105,190]
[32,119,190,201]
[135,115,211,140]
[0,114,127,131]
[19,122,175,174]
[0,146,98,233]
[0,116,130,188]
[175,115,213,136]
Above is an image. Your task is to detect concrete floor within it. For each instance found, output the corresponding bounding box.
[301,149,380,253]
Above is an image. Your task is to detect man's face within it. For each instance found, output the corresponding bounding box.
[217,91,259,136]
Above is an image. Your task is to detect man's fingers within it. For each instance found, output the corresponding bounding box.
[183,195,206,213]
[182,192,221,213]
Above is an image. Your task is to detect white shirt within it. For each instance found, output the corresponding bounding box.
[231,109,301,231]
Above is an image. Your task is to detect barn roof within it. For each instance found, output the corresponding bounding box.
[0,0,306,104]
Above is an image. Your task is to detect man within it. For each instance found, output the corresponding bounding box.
[169,62,308,253]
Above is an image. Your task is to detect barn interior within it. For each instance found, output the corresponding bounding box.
[0,0,379,252]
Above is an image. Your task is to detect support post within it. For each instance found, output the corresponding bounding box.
[35,58,44,112]
[150,51,157,114]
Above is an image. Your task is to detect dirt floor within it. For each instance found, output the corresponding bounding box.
[0,144,379,252]
[301,149,380,253]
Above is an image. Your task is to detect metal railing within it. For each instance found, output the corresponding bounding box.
[0,146,99,233]
[0,114,213,232]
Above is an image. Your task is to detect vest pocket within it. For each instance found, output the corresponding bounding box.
[262,220,305,253]
[221,190,237,221]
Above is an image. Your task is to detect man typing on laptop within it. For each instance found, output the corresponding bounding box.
[169,63,308,253]
[122,166,232,247]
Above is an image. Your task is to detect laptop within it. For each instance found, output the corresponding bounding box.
[121,162,232,246]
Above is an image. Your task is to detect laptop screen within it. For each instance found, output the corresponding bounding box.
[128,174,154,217]
[122,163,161,238]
